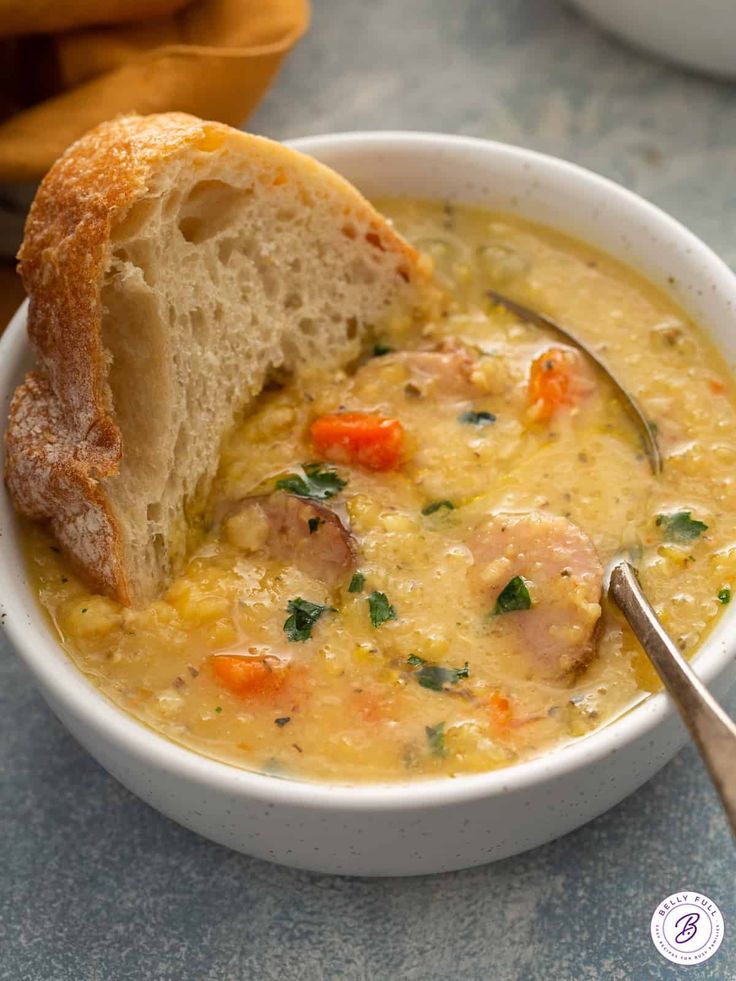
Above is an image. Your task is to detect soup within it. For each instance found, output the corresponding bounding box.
[25,199,736,783]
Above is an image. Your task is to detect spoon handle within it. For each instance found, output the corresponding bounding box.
[609,560,736,837]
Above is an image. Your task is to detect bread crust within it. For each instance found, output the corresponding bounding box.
[4,112,424,604]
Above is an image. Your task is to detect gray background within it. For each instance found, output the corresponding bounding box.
[3,1,736,978]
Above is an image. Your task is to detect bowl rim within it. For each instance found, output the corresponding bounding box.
[3,129,736,812]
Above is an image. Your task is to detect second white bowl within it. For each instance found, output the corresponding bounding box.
[569,0,736,78]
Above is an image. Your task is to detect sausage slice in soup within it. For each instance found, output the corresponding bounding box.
[221,493,355,589]
[469,511,603,677]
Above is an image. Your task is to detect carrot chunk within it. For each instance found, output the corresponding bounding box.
[488,692,512,734]
[352,688,390,722]
[209,655,286,697]
[528,347,591,421]
[310,412,404,470]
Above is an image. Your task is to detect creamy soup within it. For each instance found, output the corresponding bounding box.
[25,199,736,783]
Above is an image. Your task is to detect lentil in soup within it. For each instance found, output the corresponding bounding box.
[26,198,736,782]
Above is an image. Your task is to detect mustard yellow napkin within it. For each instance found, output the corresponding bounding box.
[0,0,309,182]
[0,0,192,36]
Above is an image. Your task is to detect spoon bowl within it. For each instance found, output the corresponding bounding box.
[488,290,662,473]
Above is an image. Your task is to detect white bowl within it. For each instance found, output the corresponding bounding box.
[569,0,736,78]
[2,132,736,877]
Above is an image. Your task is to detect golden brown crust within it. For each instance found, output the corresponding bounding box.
[5,112,426,605]
[5,372,129,600]
[9,113,227,602]
[18,112,218,437]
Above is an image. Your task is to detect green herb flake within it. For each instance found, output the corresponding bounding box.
[214,706,222,715]
[81,608,88,614]
[276,463,347,501]
[656,511,708,543]
[262,757,288,777]
[307,516,322,534]
[348,572,365,593]
[408,655,470,692]
[368,591,397,628]
[718,587,731,605]
[284,597,334,642]
[274,716,291,727]
[425,722,447,757]
[421,499,455,516]
[458,410,496,427]
[372,343,394,357]
[492,576,532,616]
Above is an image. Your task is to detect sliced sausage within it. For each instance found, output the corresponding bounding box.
[469,511,603,677]
[222,493,355,588]
[358,344,480,398]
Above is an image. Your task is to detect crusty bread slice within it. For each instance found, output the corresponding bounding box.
[5,112,429,605]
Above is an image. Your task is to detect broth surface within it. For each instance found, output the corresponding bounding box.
[26,199,736,782]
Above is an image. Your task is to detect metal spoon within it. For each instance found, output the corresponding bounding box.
[607,557,736,836]
[487,290,662,474]
[490,292,733,823]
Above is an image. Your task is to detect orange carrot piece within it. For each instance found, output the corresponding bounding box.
[209,655,286,698]
[352,688,390,722]
[528,347,590,421]
[488,692,513,734]
[310,412,404,471]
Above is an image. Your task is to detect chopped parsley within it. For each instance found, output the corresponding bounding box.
[274,716,291,727]
[263,757,288,777]
[214,706,222,715]
[492,576,532,615]
[407,654,469,692]
[458,410,496,427]
[656,511,708,543]
[421,499,455,516]
[718,587,731,605]
[276,463,347,501]
[348,572,365,593]
[81,608,88,614]
[307,516,322,534]
[425,722,447,757]
[284,597,333,642]
[372,343,394,357]
[368,591,397,628]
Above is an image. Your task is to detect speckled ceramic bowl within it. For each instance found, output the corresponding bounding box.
[2,133,735,876]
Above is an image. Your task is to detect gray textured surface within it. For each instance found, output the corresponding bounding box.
[3,1,736,978]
